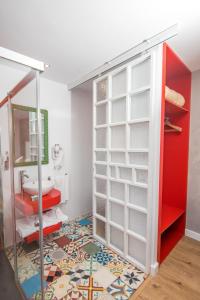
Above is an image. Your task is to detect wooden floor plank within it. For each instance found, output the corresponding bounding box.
[131,236,200,300]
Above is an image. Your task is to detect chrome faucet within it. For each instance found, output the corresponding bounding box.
[20,170,29,193]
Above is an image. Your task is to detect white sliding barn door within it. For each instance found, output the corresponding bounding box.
[93,47,162,273]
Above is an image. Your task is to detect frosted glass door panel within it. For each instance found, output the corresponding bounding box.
[111,97,126,123]
[129,122,149,149]
[96,151,107,162]
[129,185,147,209]
[131,58,151,90]
[128,235,146,266]
[95,164,107,176]
[96,103,107,125]
[129,152,148,166]
[135,169,148,184]
[128,209,147,238]
[110,226,124,252]
[110,202,124,227]
[111,125,126,149]
[110,166,117,179]
[96,128,107,148]
[130,90,150,120]
[110,152,126,164]
[112,69,127,97]
[96,178,107,195]
[96,218,106,240]
[119,167,132,181]
[97,78,108,102]
[96,197,106,217]
[110,181,125,201]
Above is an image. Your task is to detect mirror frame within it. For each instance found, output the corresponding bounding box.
[12,104,49,167]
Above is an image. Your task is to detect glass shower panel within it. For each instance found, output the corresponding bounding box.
[11,74,44,300]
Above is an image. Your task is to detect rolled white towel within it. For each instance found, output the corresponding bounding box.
[165,86,185,107]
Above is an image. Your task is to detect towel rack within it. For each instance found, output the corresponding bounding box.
[164,118,182,133]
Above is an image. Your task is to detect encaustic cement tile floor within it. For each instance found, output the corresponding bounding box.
[6,216,146,300]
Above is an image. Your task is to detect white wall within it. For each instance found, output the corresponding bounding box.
[0,63,70,246]
[67,86,93,219]
[187,69,200,235]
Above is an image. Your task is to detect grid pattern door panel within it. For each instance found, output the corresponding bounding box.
[93,54,153,272]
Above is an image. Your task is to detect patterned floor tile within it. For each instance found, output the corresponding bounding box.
[21,273,47,299]
[77,226,92,237]
[50,248,68,263]
[66,264,90,285]
[70,248,90,264]
[49,275,74,299]
[120,265,145,289]
[62,287,87,300]
[93,249,113,266]
[54,236,71,248]
[14,214,145,300]
[82,242,100,256]
[55,258,77,275]
[77,276,104,300]
[78,218,92,226]
[93,266,116,288]
[106,258,129,277]
[18,260,38,284]
[79,257,102,277]
[97,291,114,300]
[26,242,58,267]
[44,265,63,283]
[107,278,134,300]
[31,286,58,300]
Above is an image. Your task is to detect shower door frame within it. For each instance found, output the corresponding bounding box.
[0,47,45,299]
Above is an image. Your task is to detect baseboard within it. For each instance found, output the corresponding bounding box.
[150,262,159,276]
[185,228,200,241]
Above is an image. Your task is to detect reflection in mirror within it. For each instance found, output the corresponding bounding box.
[12,104,48,166]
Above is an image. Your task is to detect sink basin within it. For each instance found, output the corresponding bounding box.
[23,180,54,196]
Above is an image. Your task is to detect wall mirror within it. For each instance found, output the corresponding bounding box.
[12,104,48,167]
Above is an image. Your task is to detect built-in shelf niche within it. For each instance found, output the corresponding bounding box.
[110,180,125,202]
[112,69,127,97]
[96,78,108,102]
[111,96,126,123]
[129,185,147,209]
[128,208,147,238]
[110,201,124,227]
[131,58,151,90]
[111,125,126,149]
[96,103,107,125]
[129,122,149,149]
[129,152,148,166]
[130,89,150,120]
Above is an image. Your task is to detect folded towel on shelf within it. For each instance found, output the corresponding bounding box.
[165,86,185,107]
[16,207,68,238]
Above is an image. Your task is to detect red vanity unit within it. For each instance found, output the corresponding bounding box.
[15,188,62,243]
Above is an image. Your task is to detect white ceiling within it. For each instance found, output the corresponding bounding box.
[0,0,200,85]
